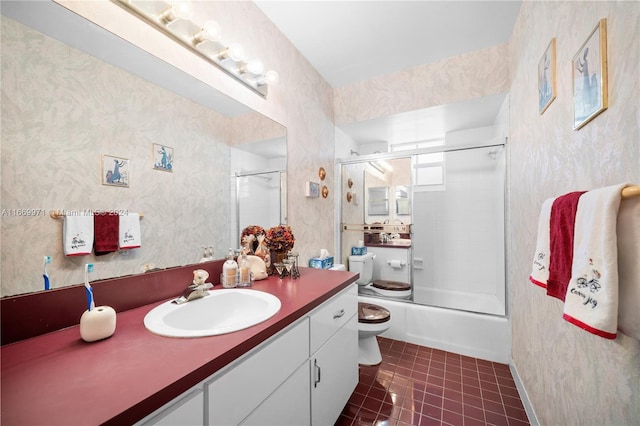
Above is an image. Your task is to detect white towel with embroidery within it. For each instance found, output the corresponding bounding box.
[119,213,141,249]
[63,212,93,256]
[529,198,554,288]
[617,194,640,340]
[562,184,626,339]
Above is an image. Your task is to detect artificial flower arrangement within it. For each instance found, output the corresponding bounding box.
[266,225,295,252]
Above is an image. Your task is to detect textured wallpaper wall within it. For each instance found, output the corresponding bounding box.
[508,1,640,424]
[334,44,510,126]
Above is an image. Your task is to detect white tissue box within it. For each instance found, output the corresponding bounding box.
[309,256,334,269]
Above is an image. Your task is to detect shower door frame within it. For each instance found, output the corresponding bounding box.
[338,138,508,317]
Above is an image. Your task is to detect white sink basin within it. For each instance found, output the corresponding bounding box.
[144,289,281,338]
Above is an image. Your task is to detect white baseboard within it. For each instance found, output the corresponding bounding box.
[509,360,539,426]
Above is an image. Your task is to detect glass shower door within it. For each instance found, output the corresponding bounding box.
[411,145,506,316]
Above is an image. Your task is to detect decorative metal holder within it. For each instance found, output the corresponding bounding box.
[288,252,300,279]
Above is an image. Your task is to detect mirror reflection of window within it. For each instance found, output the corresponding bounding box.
[395,185,411,215]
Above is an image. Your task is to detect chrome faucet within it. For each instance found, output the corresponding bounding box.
[172,283,212,304]
[172,269,213,304]
[379,232,388,243]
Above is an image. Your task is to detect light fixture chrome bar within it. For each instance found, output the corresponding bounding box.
[113,0,276,98]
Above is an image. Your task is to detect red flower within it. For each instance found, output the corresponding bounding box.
[266,225,295,252]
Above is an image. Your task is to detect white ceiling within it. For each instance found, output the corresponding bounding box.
[255,1,521,147]
[255,1,522,88]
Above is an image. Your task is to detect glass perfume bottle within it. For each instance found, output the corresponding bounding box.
[238,253,252,287]
[222,248,238,288]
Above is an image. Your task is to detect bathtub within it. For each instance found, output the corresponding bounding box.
[359,295,510,363]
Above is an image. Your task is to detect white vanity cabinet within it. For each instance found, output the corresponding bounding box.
[136,284,357,426]
[138,388,204,426]
[309,285,358,425]
[208,318,311,425]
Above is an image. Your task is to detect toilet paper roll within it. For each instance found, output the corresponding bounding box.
[80,306,116,342]
[388,260,404,269]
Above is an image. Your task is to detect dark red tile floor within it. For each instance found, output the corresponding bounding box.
[336,337,530,426]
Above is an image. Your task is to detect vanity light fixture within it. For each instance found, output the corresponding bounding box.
[115,0,278,98]
[369,161,386,174]
[368,159,393,174]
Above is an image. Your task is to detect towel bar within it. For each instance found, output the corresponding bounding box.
[621,185,640,199]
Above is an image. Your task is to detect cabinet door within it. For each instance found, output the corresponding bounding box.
[240,362,311,426]
[208,319,309,426]
[138,388,204,426]
[310,314,358,426]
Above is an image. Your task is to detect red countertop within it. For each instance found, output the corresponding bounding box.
[1,268,357,426]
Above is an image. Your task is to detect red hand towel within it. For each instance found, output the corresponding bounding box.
[547,191,586,301]
[94,212,119,255]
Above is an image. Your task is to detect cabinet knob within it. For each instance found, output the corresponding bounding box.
[333,309,345,319]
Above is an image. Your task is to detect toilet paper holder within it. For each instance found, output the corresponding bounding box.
[387,260,406,269]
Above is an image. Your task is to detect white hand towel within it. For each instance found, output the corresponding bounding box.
[119,213,141,250]
[617,194,640,340]
[562,184,627,339]
[63,212,93,256]
[529,198,554,288]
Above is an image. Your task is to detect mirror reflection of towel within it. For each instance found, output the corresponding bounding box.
[63,213,93,256]
[94,212,119,255]
[119,213,141,249]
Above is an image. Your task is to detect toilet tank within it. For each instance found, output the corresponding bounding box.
[348,253,375,285]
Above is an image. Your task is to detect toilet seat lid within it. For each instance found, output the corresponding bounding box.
[358,302,390,324]
[372,280,411,291]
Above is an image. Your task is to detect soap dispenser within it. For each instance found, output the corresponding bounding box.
[238,253,252,287]
[222,248,238,288]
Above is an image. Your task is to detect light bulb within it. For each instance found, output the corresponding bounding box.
[171,1,193,21]
[202,20,221,41]
[264,70,279,85]
[159,1,193,23]
[227,43,245,62]
[192,20,221,44]
[245,60,264,75]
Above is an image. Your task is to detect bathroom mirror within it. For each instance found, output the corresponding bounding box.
[367,187,389,216]
[362,158,412,224]
[0,2,286,297]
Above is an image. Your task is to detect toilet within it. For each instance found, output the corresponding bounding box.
[357,302,391,365]
[331,260,391,365]
[348,253,412,299]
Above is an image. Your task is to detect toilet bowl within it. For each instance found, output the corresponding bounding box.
[357,302,391,365]
[331,263,391,365]
[347,254,412,299]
